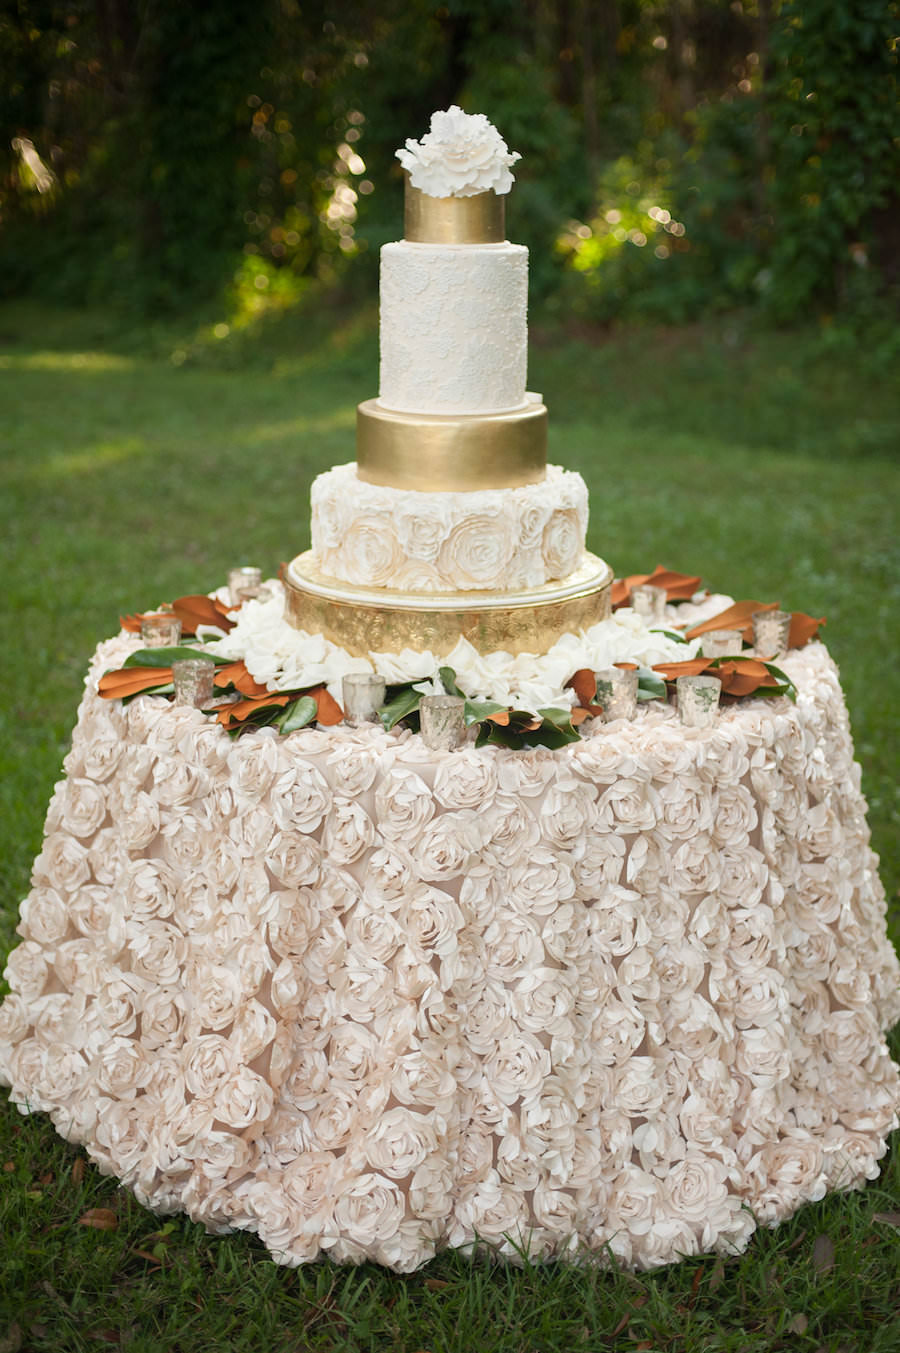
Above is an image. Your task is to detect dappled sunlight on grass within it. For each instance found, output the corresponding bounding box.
[245,408,356,445]
[0,350,135,372]
[36,436,147,479]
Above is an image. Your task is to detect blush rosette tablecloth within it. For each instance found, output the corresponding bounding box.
[1,634,899,1273]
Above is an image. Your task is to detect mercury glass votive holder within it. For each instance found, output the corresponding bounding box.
[752,609,792,660]
[342,673,386,726]
[677,674,721,728]
[701,628,745,658]
[593,667,639,722]
[172,658,216,708]
[419,695,466,751]
[630,583,667,624]
[140,612,182,647]
[228,566,262,606]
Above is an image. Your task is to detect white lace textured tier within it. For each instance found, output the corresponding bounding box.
[310,463,588,592]
[379,241,528,415]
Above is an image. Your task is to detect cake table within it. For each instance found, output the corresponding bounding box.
[3,105,898,1275]
[2,632,898,1273]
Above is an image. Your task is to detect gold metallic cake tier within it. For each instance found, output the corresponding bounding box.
[356,398,547,491]
[404,180,505,244]
[283,552,613,657]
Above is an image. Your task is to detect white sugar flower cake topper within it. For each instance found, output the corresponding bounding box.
[396,105,521,197]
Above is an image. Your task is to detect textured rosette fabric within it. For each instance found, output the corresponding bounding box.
[311,464,588,592]
[1,638,899,1273]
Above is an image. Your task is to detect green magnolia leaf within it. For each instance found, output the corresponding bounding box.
[121,681,174,704]
[463,699,508,726]
[762,662,796,701]
[636,667,668,702]
[532,707,582,748]
[123,646,222,669]
[437,666,464,698]
[653,628,690,644]
[475,722,518,748]
[474,707,541,749]
[277,695,318,734]
[232,701,285,734]
[378,685,423,731]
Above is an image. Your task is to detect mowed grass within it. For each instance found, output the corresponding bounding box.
[0,298,898,1352]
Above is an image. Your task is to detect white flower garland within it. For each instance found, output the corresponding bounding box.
[201,580,707,716]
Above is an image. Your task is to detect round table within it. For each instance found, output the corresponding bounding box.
[1,634,898,1272]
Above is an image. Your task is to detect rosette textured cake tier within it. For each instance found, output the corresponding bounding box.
[286,107,612,654]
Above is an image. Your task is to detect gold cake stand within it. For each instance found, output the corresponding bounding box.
[283,552,614,657]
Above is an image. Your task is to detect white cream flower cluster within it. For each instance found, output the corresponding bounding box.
[2,639,898,1273]
[396,105,521,197]
[202,579,701,716]
[311,464,588,592]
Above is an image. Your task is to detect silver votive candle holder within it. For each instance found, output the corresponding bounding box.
[172,657,216,707]
[593,667,639,721]
[677,674,721,728]
[752,609,792,660]
[701,628,745,659]
[419,695,466,751]
[228,566,262,606]
[140,612,182,648]
[342,672,386,726]
[630,583,667,624]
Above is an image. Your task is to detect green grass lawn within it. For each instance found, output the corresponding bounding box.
[1,298,898,1352]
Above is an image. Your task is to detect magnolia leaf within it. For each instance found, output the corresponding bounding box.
[475,720,523,749]
[475,707,542,749]
[762,662,797,702]
[378,685,423,731]
[79,1208,118,1230]
[123,646,218,669]
[636,667,668,702]
[437,665,464,698]
[463,699,508,726]
[277,696,318,734]
[652,628,690,644]
[532,707,582,748]
[122,681,173,704]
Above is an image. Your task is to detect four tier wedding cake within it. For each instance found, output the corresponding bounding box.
[283,107,612,655]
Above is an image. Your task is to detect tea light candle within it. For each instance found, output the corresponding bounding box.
[419,695,466,751]
[140,612,182,648]
[630,583,667,624]
[752,610,792,660]
[701,629,745,658]
[677,674,721,728]
[342,673,386,726]
[593,667,639,721]
[172,658,216,707]
[228,566,262,606]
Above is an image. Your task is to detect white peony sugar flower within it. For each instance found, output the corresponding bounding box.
[396,105,521,198]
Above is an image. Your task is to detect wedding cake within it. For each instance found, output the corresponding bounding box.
[284,107,612,653]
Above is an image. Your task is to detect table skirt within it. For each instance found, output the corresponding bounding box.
[2,635,898,1272]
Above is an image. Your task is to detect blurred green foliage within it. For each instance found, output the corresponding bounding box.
[0,0,897,324]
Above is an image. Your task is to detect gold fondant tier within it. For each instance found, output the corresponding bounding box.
[404,180,504,244]
[356,398,547,491]
[283,552,613,657]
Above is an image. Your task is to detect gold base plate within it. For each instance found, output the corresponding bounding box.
[283,552,614,657]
